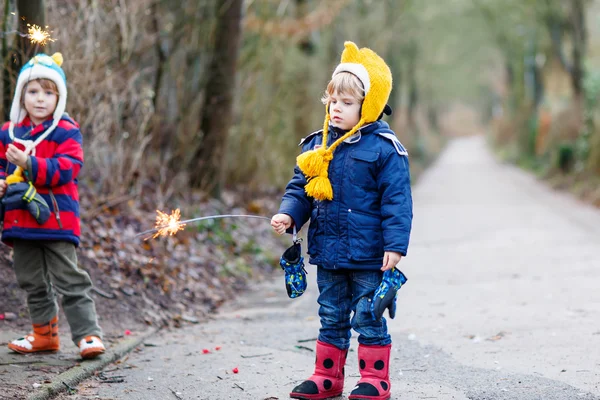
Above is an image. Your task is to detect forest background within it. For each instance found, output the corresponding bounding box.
[0,0,599,330]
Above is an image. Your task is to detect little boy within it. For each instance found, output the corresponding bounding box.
[272,41,413,400]
[0,53,105,359]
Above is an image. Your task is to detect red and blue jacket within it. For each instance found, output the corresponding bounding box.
[0,114,83,246]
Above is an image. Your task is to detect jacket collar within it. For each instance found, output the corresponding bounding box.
[15,116,54,138]
[327,120,390,145]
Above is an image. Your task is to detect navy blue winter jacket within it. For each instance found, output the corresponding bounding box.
[278,120,413,270]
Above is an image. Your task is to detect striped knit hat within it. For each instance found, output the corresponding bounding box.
[8,52,67,156]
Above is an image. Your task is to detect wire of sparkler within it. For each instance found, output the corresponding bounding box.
[12,32,43,159]
[0,30,25,37]
[135,214,273,238]
[7,23,54,129]
[0,26,54,40]
[7,32,41,173]
[8,24,55,162]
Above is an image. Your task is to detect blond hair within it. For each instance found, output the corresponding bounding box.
[321,72,365,105]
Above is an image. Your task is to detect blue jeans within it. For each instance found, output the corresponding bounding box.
[316,267,391,350]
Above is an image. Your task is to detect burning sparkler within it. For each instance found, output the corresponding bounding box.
[152,209,186,238]
[136,210,272,239]
[27,24,54,46]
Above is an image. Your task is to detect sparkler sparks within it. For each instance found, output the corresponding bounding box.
[136,211,272,239]
[152,209,186,238]
[27,24,54,46]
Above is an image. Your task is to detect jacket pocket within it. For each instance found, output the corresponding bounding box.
[347,209,383,261]
[48,189,63,229]
[350,150,379,188]
[307,203,321,257]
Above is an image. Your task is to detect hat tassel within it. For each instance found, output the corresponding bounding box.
[305,172,333,201]
[296,147,332,178]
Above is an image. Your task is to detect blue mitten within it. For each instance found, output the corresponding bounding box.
[279,241,307,298]
[2,182,27,207]
[371,267,407,321]
[23,182,51,225]
[2,181,51,225]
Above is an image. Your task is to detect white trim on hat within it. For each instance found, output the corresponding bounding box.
[332,63,371,95]
[8,64,67,156]
[10,66,67,125]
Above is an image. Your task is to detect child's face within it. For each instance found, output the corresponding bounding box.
[23,80,58,125]
[329,90,361,131]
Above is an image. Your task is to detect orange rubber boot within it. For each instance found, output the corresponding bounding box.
[8,316,60,354]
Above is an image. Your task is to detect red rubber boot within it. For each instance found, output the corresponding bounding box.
[348,344,392,400]
[290,340,347,400]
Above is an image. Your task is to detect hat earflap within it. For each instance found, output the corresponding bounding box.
[297,109,332,177]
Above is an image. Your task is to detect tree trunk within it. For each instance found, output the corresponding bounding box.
[385,0,403,112]
[16,0,45,65]
[3,0,45,119]
[189,0,243,197]
[2,0,13,120]
[406,41,419,131]
[545,0,586,98]
[405,39,425,159]
[151,1,165,112]
[293,0,315,140]
[569,0,586,98]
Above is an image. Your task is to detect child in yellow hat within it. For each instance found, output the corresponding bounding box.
[271,41,413,400]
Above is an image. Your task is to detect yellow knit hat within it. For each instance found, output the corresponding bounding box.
[297,41,392,200]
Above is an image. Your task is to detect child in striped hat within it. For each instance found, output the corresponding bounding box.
[0,53,106,359]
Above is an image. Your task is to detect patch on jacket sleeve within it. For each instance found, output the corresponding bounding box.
[298,129,323,147]
[376,132,409,156]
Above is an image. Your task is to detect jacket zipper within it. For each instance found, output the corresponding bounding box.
[48,189,63,229]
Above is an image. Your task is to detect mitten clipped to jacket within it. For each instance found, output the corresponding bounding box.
[279,240,307,299]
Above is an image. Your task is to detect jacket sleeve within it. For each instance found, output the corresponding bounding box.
[377,151,413,256]
[27,126,84,187]
[0,137,7,180]
[278,164,312,233]
[0,124,11,180]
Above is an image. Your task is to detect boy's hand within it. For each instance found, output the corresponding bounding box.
[6,144,28,169]
[271,213,292,235]
[0,180,7,197]
[382,251,402,271]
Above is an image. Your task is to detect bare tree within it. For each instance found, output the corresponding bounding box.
[293,0,316,140]
[545,0,587,98]
[189,0,243,197]
[406,40,419,132]
[2,0,45,119]
[17,1,45,49]
[2,0,14,119]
